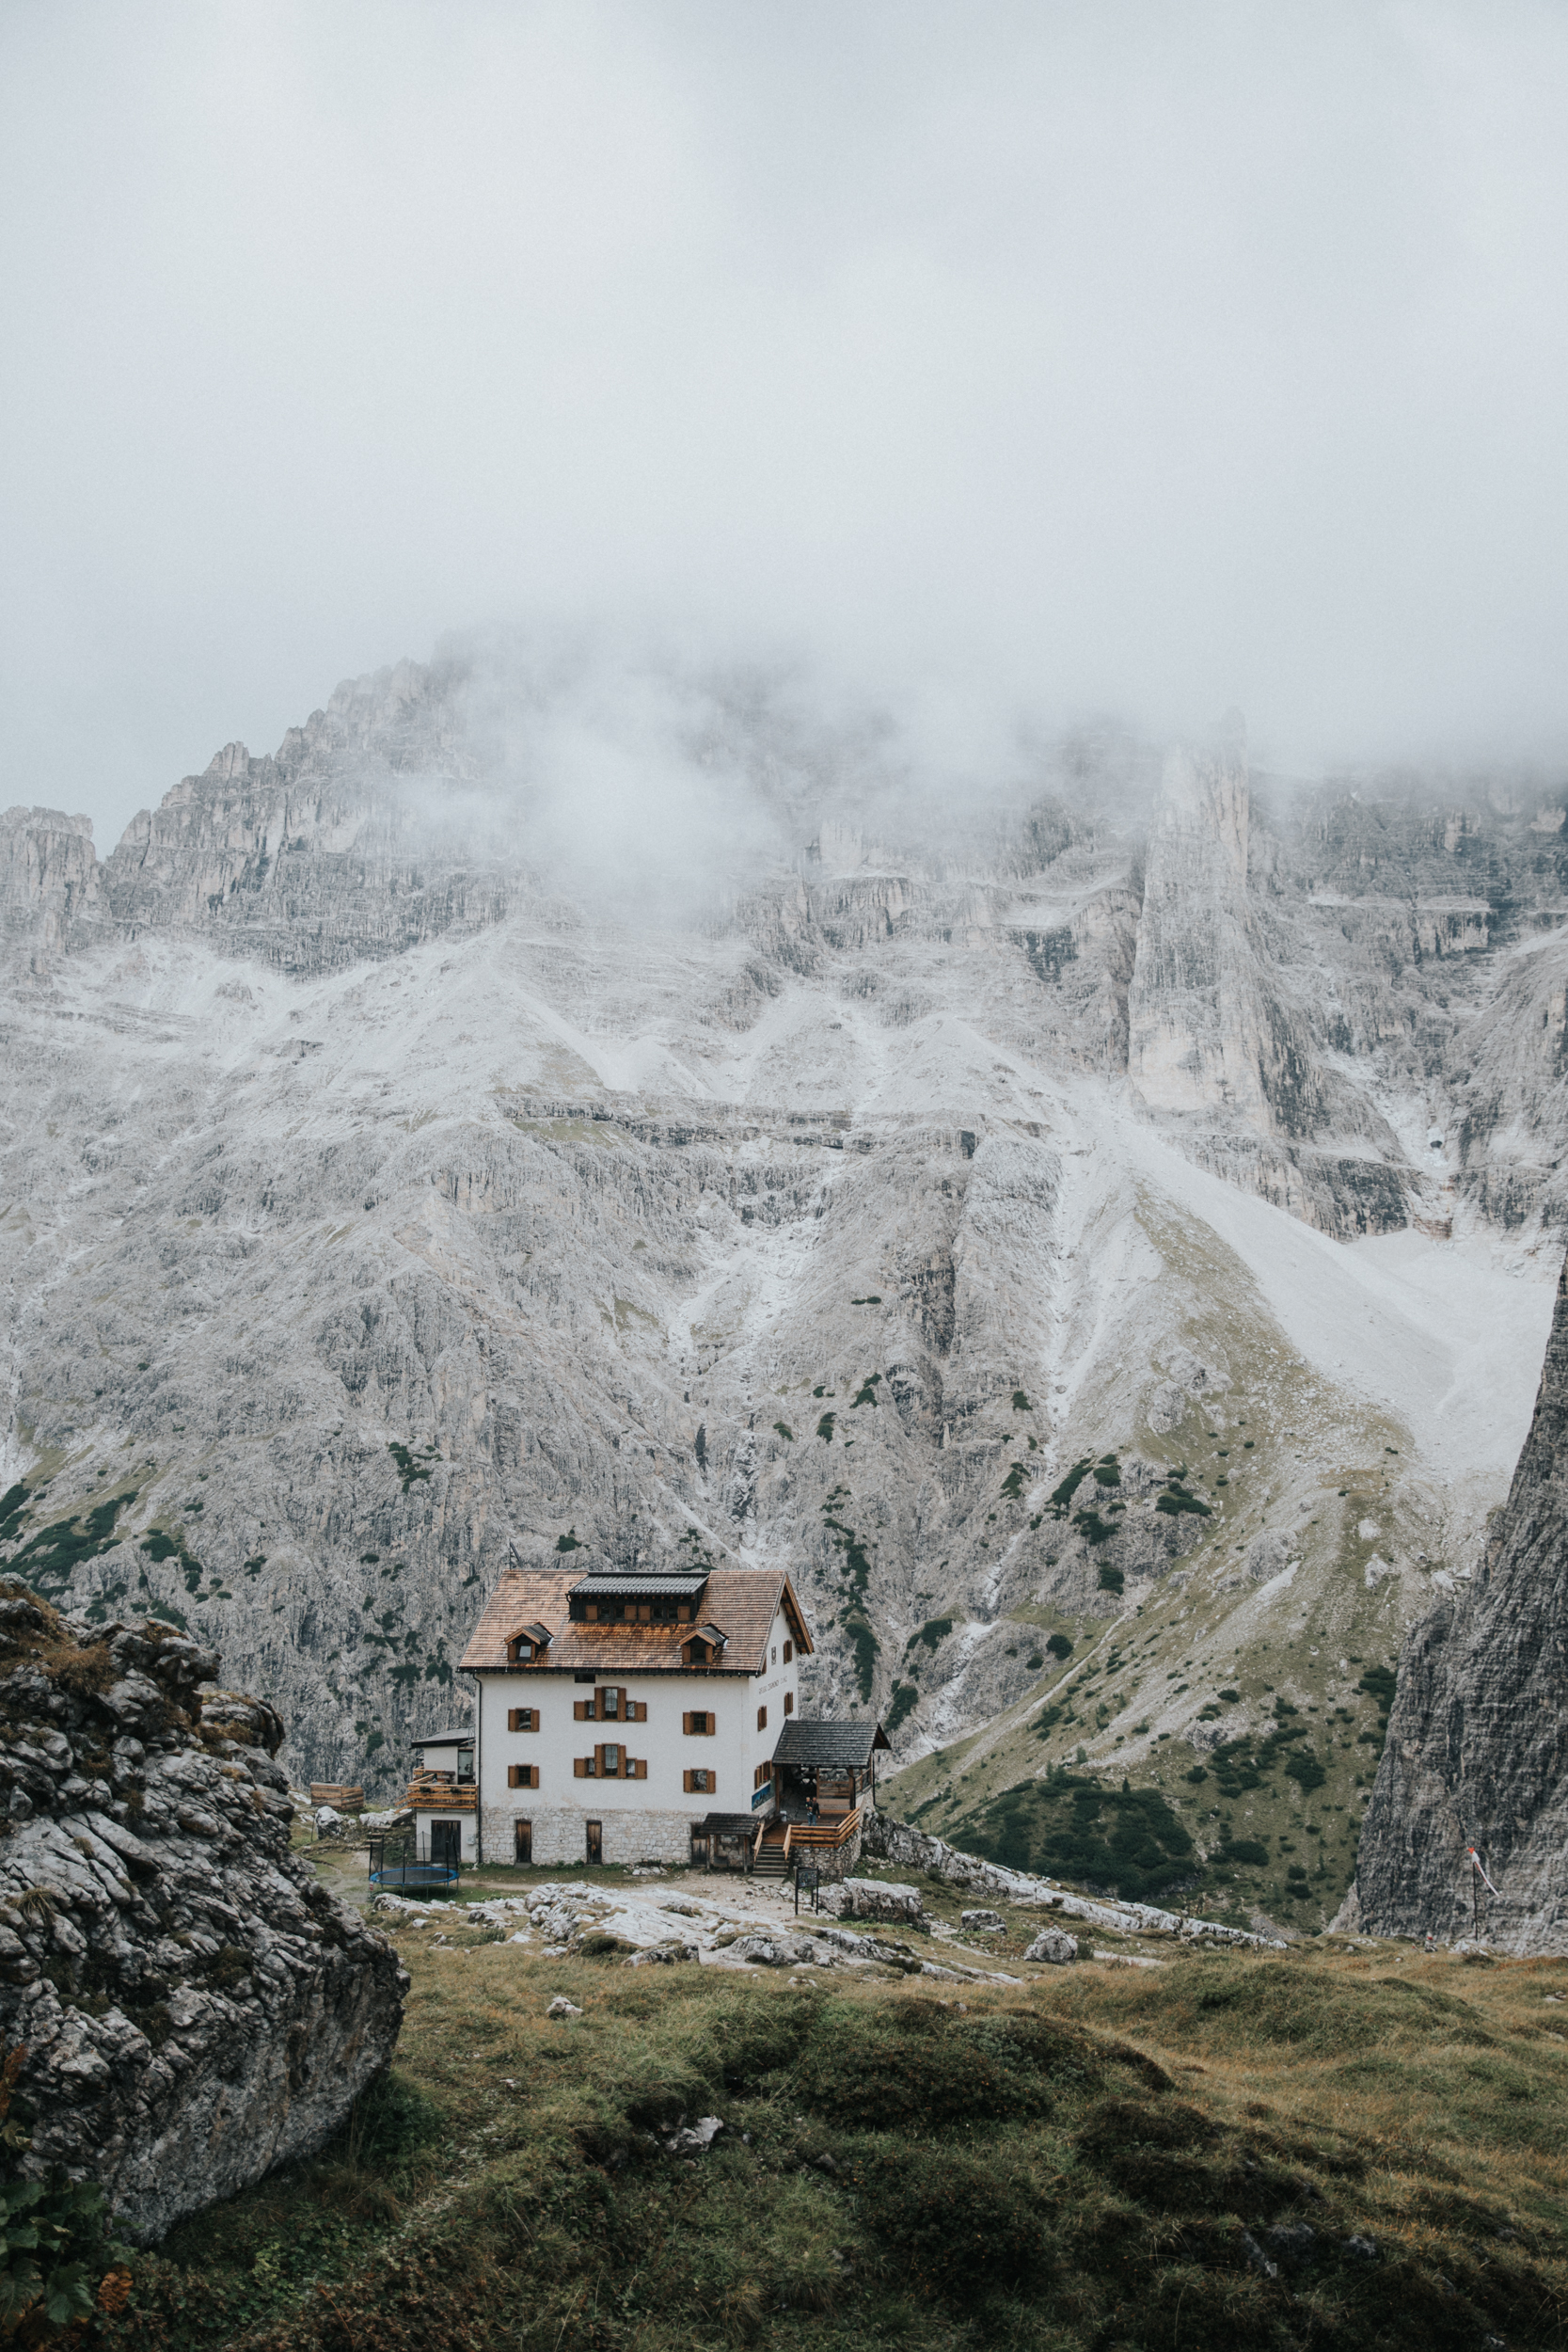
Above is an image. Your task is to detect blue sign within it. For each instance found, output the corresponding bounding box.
[750,1784,773,1809]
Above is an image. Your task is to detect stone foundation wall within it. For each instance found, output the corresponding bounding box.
[799,1820,863,1881]
[481,1803,696,1867]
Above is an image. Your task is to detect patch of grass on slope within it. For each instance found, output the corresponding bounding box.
[951,1772,1200,1904]
[106,1920,1568,2352]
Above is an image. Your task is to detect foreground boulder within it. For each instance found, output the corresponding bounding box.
[0,1585,405,2242]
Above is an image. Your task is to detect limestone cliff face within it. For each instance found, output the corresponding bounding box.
[1126,742,1411,1234]
[1352,1252,1568,1950]
[103,659,515,975]
[0,1586,405,2241]
[0,807,101,967]
[1129,742,1265,1123]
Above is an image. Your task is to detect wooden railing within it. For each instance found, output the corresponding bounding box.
[404,1772,477,1813]
[785,1809,861,1851]
[309,1784,364,1809]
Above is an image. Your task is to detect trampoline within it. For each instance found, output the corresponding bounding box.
[367,1833,459,1896]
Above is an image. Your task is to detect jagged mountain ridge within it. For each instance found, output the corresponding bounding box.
[1351,1248,1568,1951]
[0,645,1563,1938]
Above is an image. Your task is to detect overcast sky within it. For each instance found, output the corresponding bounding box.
[4,1,1568,849]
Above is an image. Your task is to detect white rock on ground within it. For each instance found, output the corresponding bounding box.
[1024,1928,1081,1964]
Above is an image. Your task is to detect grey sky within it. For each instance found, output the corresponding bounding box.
[4,1,1568,850]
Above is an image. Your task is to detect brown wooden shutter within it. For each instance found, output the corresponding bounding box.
[508,1765,522,1788]
[633,1699,647,1722]
[682,1769,693,1792]
[757,1706,768,1732]
[633,1758,646,1780]
[594,1743,604,1775]
[784,1692,794,1714]
[783,1641,793,1662]
[574,1700,588,1722]
[574,1757,588,1778]
[682,1711,692,1735]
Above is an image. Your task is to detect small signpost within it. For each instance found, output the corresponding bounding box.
[795,1865,821,1916]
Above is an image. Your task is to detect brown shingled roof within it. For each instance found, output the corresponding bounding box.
[460,1567,811,1677]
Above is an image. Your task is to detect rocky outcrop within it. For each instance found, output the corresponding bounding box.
[1126,738,1416,1235]
[1351,1251,1568,1950]
[101,658,519,975]
[1128,737,1271,1124]
[0,1585,405,2242]
[0,806,101,968]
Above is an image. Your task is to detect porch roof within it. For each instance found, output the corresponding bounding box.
[771,1718,891,1770]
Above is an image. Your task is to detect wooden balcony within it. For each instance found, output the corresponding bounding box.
[404,1772,477,1813]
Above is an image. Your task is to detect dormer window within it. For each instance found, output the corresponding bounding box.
[566,1573,709,1625]
[507,1620,551,1664]
[680,1621,727,1668]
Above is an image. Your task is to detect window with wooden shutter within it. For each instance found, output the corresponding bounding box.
[629,1757,647,1779]
[784,1692,794,1715]
[630,1698,647,1722]
[574,1699,589,1722]
[753,1762,772,1790]
[600,1688,622,1720]
[597,1742,622,1777]
[756,1706,768,1732]
[508,1708,535,1733]
[683,1768,713,1794]
[783,1640,793,1663]
[574,1756,588,1777]
[683,1710,713,1736]
[507,1764,538,1789]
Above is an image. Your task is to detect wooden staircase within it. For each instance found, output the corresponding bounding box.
[752,1820,790,1878]
[752,1812,863,1877]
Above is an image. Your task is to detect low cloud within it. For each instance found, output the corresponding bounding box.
[6,3,1568,850]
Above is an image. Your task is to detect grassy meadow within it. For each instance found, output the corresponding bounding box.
[97,1879,1568,2352]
